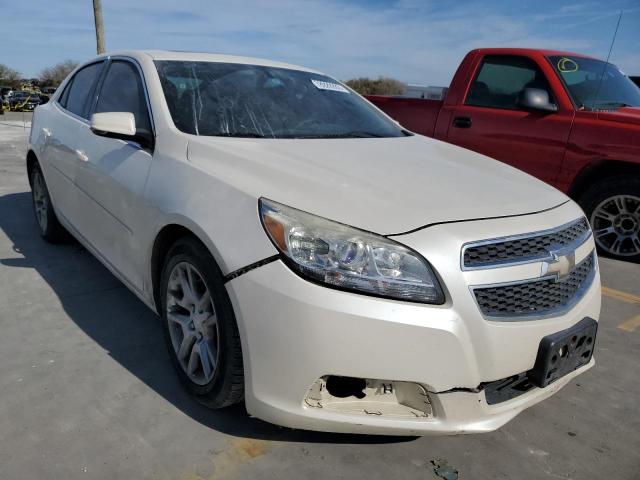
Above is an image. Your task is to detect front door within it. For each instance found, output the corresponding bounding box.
[73,59,155,290]
[445,54,573,187]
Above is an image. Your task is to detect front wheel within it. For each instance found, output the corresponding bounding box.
[579,176,640,262]
[160,237,244,408]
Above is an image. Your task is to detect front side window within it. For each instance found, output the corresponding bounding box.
[466,55,556,110]
[95,60,152,135]
[64,62,104,118]
[155,61,406,138]
[548,55,640,110]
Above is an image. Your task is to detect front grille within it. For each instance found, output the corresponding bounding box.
[473,253,594,318]
[463,218,590,268]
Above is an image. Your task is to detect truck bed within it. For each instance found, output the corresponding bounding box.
[366,95,442,137]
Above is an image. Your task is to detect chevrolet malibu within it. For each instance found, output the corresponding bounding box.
[27,51,600,435]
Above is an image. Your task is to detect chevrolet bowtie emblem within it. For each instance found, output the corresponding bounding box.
[542,250,576,281]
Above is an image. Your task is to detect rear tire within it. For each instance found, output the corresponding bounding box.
[578,176,640,262]
[30,162,68,243]
[160,237,244,408]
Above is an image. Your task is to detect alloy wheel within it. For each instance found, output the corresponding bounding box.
[166,261,220,386]
[590,194,640,257]
[32,170,48,233]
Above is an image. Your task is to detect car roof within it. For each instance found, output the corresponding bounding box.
[93,50,323,74]
[470,47,598,60]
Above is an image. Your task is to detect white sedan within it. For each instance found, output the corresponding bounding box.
[27,50,600,435]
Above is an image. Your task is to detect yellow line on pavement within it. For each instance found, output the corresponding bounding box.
[602,287,640,305]
[618,315,640,332]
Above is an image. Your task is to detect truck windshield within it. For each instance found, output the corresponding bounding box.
[155,60,406,139]
[549,56,640,110]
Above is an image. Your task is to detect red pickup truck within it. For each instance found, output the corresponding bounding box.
[366,48,640,261]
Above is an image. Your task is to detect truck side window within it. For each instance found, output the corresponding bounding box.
[466,55,556,110]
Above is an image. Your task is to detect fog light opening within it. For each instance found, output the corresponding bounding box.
[326,376,366,399]
[304,376,433,419]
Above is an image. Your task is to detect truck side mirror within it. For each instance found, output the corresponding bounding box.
[518,88,558,113]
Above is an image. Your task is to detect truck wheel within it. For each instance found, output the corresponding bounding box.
[579,177,640,262]
[160,237,244,409]
[30,163,69,243]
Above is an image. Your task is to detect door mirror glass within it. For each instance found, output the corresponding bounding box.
[91,112,136,136]
[518,88,558,112]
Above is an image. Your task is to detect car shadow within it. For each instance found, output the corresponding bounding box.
[0,191,414,445]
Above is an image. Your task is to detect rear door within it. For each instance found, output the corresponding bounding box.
[444,55,573,187]
[42,61,105,225]
[72,58,155,290]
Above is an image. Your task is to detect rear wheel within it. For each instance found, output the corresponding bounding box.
[30,162,68,243]
[579,177,640,262]
[160,237,244,408]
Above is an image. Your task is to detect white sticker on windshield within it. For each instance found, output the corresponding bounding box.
[311,79,349,93]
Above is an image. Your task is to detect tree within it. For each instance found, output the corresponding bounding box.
[345,77,406,96]
[0,64,21,87]
[39,60,79,87]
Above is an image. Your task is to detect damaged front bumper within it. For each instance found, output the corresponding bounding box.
[225,252,600,435]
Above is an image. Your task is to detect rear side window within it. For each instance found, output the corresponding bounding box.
[58,81,72,107]
[94,61,152,135]
[466,55,555,110]
[64,62,104,118]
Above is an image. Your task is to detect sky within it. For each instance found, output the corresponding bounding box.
[1,0,638,85]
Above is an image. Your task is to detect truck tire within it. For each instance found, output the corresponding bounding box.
[578,176,640,262]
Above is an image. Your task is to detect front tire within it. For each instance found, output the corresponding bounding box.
[30,162,68,243]
[160,237,244,408]
[578,176,640,262]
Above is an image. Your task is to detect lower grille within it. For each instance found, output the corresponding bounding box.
[473,252,595,318]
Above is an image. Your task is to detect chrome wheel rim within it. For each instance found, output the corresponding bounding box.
[32,171,48,233]
[166,262,220,385]
[591,194,640,257]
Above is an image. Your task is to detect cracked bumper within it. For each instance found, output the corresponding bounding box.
[225,255,600,435]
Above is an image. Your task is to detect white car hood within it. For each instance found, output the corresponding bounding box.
[187,134,568,235]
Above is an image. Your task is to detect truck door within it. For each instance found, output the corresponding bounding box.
[445,54,573,187]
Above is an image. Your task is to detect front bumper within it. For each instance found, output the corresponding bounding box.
[226,201,601,435]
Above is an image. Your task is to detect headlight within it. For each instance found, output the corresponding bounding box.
[259,198,444,304]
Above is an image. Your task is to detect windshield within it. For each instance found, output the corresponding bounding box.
[549,56,640,110]
[155,61,406,138]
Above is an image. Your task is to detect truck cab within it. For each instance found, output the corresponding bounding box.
[367,48,640,261]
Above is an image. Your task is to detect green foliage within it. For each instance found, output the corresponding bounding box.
[39,60,79,87]
[345,77,406,96]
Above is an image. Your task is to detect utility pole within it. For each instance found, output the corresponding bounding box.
[93,0,106,54]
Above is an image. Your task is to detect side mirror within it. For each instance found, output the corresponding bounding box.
[518,88,558,113]
[90,112,154,150]
[91,112,136,136]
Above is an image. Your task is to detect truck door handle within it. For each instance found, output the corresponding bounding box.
[42,128,51,137]
[452,116,472,129]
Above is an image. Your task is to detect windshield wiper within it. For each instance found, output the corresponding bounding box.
[211,132,269,138]
[593,102,633,110]
[288,131,387,139]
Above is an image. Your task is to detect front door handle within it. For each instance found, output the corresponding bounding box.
[42,127,51,137]
[75,149,89,162]
[452,116,472,129]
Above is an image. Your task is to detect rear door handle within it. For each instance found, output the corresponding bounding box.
[452,116,472,129]
[42,128,51,137]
